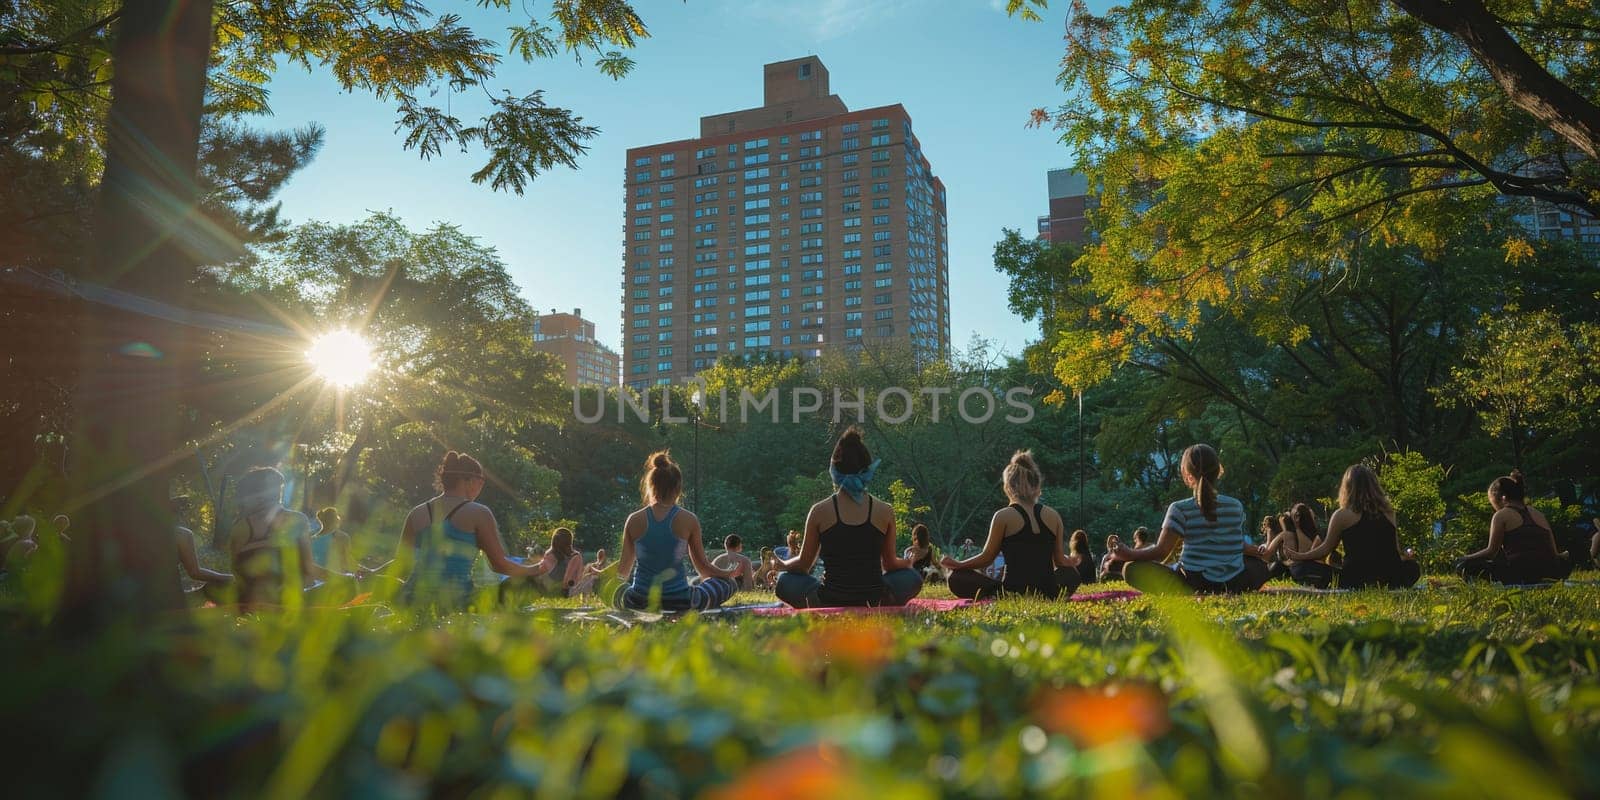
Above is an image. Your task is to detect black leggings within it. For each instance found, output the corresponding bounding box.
[1456,555,1570,585]
[1340,560,1421,589]
[1288,561,1334,589]
[1125,557,1271,595]
[948,566,1081,601]
[1266,560,1290,581]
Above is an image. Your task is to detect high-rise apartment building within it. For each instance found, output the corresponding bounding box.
[621,56,950,388]
[532,308,620,387]
[1039,168,1093,244]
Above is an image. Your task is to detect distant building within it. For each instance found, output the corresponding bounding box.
[1514,196,1600,254]
[532,308,619,387]
[621,56,951,389]
[1040,168,1093,244]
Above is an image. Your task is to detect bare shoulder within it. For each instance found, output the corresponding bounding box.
[1328,507,1359,528]
[673,507,701,535]
[870,494,894,526]
[1038,504,1064,533]
[809,497,837,527]
[992,504,1023,526]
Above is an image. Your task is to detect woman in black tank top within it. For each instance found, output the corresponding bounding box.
[1457,472,1572,584]
[1284,465,1419,590]
[943,451,1082,601]
[774,427,924,608]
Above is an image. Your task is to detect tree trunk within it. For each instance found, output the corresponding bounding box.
[1392,0,1600,162]
[61,0,215,629]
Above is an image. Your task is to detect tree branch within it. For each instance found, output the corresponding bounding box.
[1393,0,1600,160]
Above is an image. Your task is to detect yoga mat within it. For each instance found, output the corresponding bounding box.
[747,597,986,616]
[1070,589,1141,602]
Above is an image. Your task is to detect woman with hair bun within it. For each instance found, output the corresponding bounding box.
[1456,470,1571,584]
[942,449,1081,600]
[777,426,923,607]
[393,450,554,608]
[613,450,738,611]
[1285,464,1419,589]
[1107,444,1271,595]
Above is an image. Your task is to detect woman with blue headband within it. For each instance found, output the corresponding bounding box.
[775,426,923,608]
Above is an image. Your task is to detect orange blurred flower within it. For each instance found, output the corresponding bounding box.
[702,744,866,800]
[1034,683,1170,748]
[813,621,894,672]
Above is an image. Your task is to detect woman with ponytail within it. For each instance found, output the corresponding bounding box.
[613,451,738,611]
[942,450,1081,600]
[1285,465,1419,589]
[1455,470,1571,584]
[777,426,923,607]
[1107,444,1271,595]
[393,451,555,608]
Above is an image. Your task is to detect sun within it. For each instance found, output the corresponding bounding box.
[306,329,374,388]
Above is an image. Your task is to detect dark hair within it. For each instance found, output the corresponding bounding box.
[786,530,802,549]
[1132,526,1150,547]
[725,533,742,550]
[1069,528,1089,555]
[551,527,576,560]
[1181,444,1223,521]
[641,450,682,504]
[316,506,340,529]
[1488,469,1526,503]
[1291,503,1320,539]
[237,467,286,515]
[1277,512,1295,536]
[434,451,485,493]
[831,425,872,474]
[911,524,930,548]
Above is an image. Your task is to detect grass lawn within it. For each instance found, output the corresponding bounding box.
[4,575,1599,798]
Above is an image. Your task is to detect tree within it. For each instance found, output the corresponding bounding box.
[1375,449,1447,556]
[3,1,653,197]
[1037,0,1600,388]
[1437,303,1600,468]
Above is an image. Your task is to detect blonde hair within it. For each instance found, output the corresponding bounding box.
[1002,450,1042,503]
[1181,444,1223,521]
[1339,464,1393,519]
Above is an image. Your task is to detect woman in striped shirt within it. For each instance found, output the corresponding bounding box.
[1106,444,1271,595]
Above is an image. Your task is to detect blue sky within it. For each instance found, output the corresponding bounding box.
[260,0,1081,356]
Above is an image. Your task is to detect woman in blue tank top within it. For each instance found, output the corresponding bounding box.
[613,450,738,611]
[390,450,554,608]
[775,427,923,608]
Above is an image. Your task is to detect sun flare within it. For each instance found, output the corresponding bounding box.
[306,330,374,388]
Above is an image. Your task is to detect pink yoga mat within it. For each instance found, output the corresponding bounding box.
[747,597,986,616]
[748,590,1143,615]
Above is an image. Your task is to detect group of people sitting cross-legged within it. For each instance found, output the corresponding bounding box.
[199,431,1582,612]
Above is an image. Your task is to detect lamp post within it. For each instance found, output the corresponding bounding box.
[691,387,703,513]
[1077,390,1084,521]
